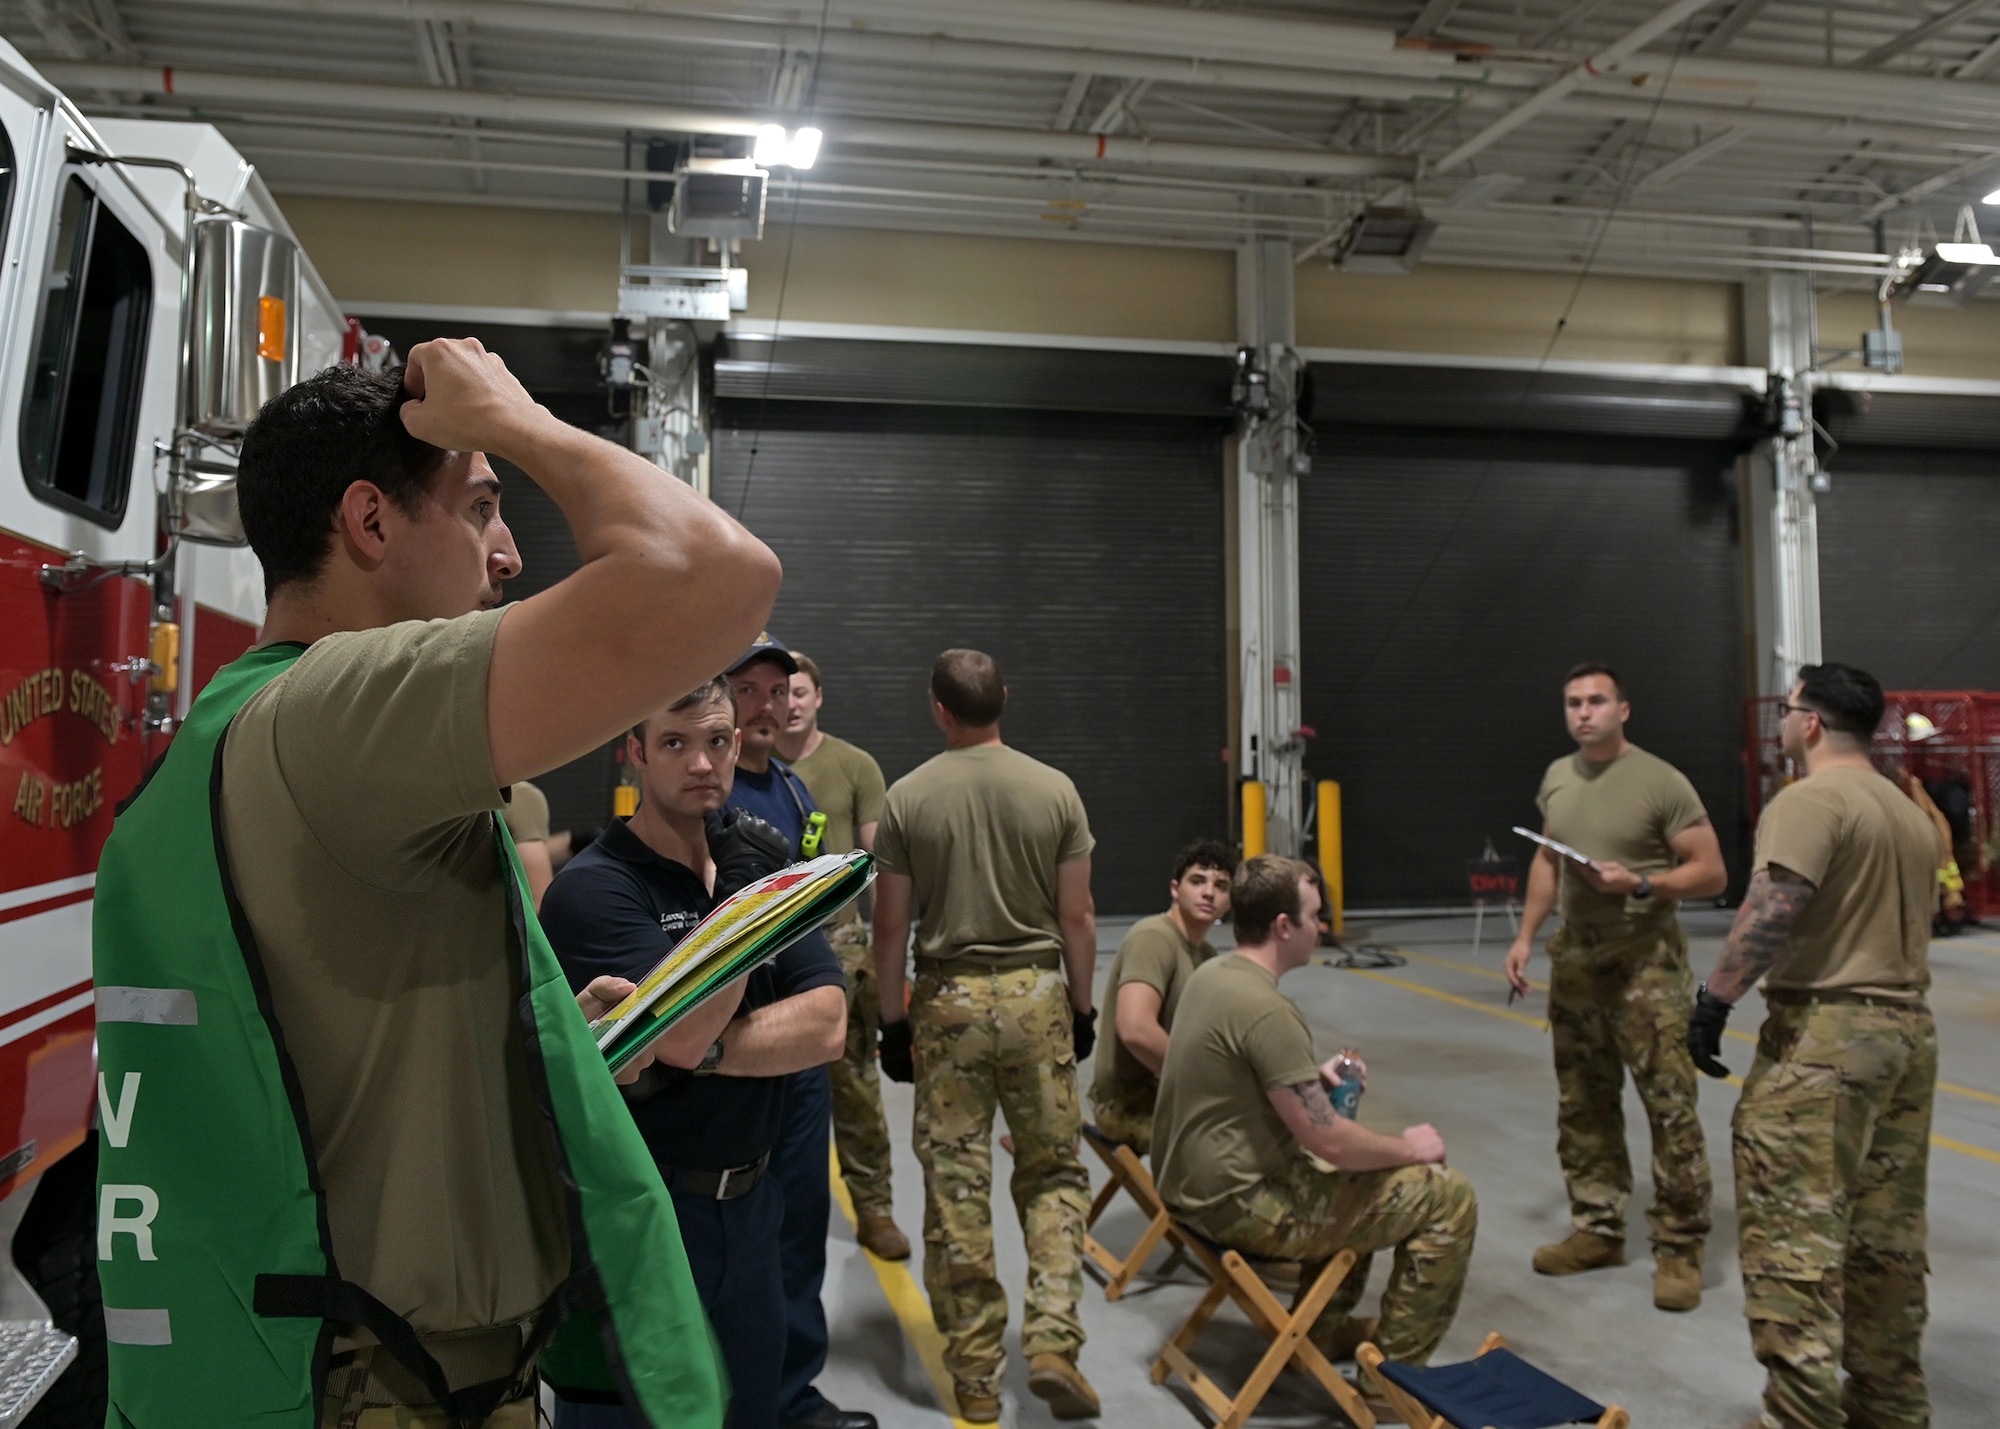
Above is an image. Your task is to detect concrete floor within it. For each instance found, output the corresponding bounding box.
[814,912,2000,1428]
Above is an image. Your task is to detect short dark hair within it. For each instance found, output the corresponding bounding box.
[237,364,449,598]
[1796,663,1886,742]
[931,648,1006,726]
[793,653,823,690]
[632,677,737,743]
[1230,855,1317,945]
[1173,839,1233,883]
[1564,661,1625,699]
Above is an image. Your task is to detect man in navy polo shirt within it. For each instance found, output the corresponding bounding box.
[724,636,874,1429]
[540,675,860,1429]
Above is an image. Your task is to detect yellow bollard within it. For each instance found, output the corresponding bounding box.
[1317,779,1344,939]
[1241,780,1268,858]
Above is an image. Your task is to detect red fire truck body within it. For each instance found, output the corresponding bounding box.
[0,41,343,1417]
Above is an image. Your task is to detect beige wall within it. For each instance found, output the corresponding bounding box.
[737,226,1235,341]
[1815,291,2000,381]
[1298,264,1743,367]
[273,195,2000,380]
[280,195,622,312]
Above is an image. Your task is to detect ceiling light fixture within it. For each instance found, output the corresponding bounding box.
[753,124,823,170]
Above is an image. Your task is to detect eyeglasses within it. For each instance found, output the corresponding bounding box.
[1777,702,1817,719]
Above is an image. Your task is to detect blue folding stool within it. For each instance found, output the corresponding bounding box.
[1357,1334,1631,1429]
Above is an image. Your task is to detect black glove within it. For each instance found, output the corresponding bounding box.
[704,807,792,899]
[1071,1006,1098,1061]
[1687,984,1734,1079]
[879,1018,915,1083]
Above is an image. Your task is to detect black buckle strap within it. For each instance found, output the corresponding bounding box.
[663,1152,770,1200]
[256,1271,599,1428]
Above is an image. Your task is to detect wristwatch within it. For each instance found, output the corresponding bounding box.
[694,1039,725,1077]
[1633,874,1654,900]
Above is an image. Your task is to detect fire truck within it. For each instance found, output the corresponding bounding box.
[0,39,346,1424]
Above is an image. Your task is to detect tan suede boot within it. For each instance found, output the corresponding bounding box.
[1027,1353,1101,1419]
[1654,1250,1703,1311]
[1532,1230,1626,1275]
[954,1386,1000,1423]
[855,1211,911,1261]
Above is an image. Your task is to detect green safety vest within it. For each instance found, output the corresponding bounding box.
[92,642,726,1427]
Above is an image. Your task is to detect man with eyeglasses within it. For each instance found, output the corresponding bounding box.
[1504,661,1727,1312]
[1688,663,1938,1429]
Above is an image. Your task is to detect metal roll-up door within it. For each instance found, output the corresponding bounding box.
[712,399,1229,913]
[1816,447,2000,687]
[1307,363,1758,441]
[1299,426,1745,907]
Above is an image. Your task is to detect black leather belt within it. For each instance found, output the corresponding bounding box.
[663,1153,769,1200]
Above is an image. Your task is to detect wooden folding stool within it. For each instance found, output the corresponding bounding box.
[1357,1333,1631,1429]
[1150,1221,1376,1429]
[1080,1124,1184,1301]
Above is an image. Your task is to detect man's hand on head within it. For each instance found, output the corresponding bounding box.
[400,337,552,458]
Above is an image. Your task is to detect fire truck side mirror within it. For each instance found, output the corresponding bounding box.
[170,456,247,546]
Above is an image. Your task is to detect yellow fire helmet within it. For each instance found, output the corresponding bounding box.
[1906,713,1941,743]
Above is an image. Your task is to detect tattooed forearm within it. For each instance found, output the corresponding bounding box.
[1285,1080,1339,1129]
[1706,865,1816,1002]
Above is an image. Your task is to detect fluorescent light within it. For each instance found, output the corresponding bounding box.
[1934,241,2000,265]
[1984,189,2000,205]
[788,127,823,170]
[753,124,788,167]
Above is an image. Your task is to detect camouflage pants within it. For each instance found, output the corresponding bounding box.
[1735,998,1935,1429]
[1087,1085,1154,1157]
[1547,919,1712,1252]
[1195,1154,1478,1365]
[911,964,1091,1396]
[828,920,895,1217]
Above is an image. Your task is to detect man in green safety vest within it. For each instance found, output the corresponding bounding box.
[92,338,781,1428]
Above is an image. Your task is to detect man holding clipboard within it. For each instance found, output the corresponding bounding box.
[1504,662,1727,1313]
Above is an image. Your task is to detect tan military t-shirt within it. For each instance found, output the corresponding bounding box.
[1536,745,1708,927]
[1756,765,1936,1001]
[1153,955,1321,1224]
[503,778,551,844]
[221,611,569,1339]
[791,733,886,857]
[873,744,1093,961]
[1092,913,1216,1111]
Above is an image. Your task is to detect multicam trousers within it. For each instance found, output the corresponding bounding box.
[1195,1154,1478,1365]
[1547,917,1712,1253]
[911,963,1091,1397]
[1087,1085,1154,1157]
[828,919,895,1218]
[1735,996,1935,1429]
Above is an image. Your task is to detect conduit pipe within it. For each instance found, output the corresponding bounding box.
[1435,0,1727,171]
[174,0,1523,106]
[44,63,1420,179]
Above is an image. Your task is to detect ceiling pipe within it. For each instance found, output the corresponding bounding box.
[171,0,1514,108]
[41,62,1419,179]
[1434,0,1728,172]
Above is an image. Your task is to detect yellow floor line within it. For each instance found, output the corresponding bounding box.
[1336,965,2000,1167]
[1377,948,2000,1110]
[828,1146,977,1429]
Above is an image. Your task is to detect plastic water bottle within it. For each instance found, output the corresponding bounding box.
[1330,1050,1367,1120]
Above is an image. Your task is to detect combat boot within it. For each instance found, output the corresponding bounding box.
[954,1385,999,1423]
[1314,1316,1379,1362]
[1027,1353,1101,1419]
[1653,1249,1703,1311]
[1532,1230,1626,1275]
[856,1212,911,1261]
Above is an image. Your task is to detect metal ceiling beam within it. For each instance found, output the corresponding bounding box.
[1404,0,1465,40]
[1434,0,1726,172]
[1858,147,2000,216]
[1053,72,1093,129]
[1634,125,1749,187]
[1527,0,1620,52]
[42,61,1420,178]
[1692,0,1778,54]
[1850,0,2000,67]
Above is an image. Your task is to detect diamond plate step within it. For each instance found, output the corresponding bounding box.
[0,1319,78,1428]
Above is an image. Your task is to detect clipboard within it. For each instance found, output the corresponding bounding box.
[1511,825,1604,873]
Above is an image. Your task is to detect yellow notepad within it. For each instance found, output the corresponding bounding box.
[591,849,875,1073]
